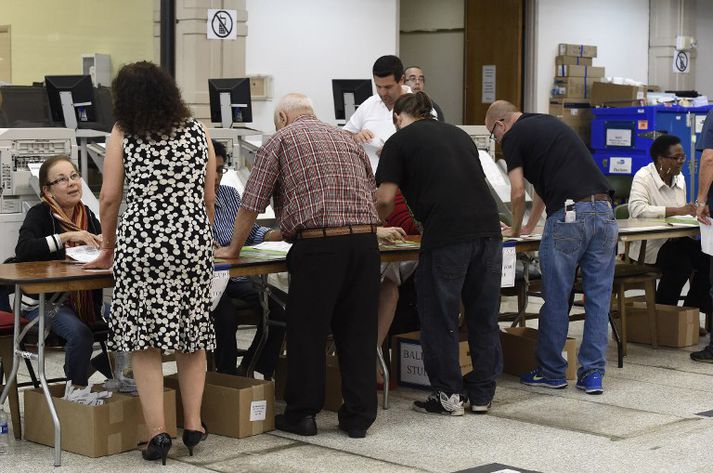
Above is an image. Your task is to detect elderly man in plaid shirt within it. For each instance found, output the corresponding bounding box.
[216,93,382,438]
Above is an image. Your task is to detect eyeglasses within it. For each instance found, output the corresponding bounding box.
[47,172,81,187]
[216,166,229,175]
[488,119,504,142]
[405,75,425,84]
[662,153,686,162]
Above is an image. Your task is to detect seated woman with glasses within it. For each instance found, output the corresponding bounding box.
[15,155,107,392]
[628,134,712,316]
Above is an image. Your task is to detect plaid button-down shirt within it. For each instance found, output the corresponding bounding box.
[241,114,380,238]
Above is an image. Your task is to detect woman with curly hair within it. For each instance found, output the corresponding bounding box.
[86,61,216,464]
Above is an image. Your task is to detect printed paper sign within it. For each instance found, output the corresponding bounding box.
[399,341,429,387]
[501,245,516,288]
[609,157,633,175]
[673,50,690,74]
[606,129,632,147]
[482,65,496,103]
[250,400,267,421]
[207,9,237,40]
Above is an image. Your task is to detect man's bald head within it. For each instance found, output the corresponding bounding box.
[485,100,519,128]
[274,93,315,130]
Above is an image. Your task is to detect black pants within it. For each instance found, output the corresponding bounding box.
[284,233,380,430]
[655,238,712,313]
[415,237,503,404]
[212,280,286,377]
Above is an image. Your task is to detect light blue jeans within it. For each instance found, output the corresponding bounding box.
[537,201,617,380]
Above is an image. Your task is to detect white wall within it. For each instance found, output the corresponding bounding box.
[534,0,650,113]
[400,0,464,123]
[245,0,399,133]
[695,0,713,98]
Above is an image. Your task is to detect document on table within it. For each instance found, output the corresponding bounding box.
[665,216,699,226]
[701,223,713,256]
[65,245,101,263]
[248,241,293,254]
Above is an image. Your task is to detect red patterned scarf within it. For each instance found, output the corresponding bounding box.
[42,196,96,325]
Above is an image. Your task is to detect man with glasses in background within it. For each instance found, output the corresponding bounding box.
[210,139,286,379]
[485,100,616,395]
[404,66,445,122]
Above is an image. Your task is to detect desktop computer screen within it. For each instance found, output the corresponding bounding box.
[332,79,372,122]
[208,78,252,127]
[0,85,52,127]
[45,75,96,129]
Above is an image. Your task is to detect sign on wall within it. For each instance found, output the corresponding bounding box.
[672,50,690,74]
[207,9,237,40]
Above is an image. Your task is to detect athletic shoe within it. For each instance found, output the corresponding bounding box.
[470,401,492,414]
[690,347,713,363]
[413,391,465,416]
[576,371,604,395]
[520,368,567,389]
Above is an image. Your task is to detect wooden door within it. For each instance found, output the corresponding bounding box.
[463,0,524,124]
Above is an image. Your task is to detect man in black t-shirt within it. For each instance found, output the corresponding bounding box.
[376,92,503,416]
[485,100,616,395]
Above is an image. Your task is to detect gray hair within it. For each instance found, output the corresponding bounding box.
[274,93,315,120]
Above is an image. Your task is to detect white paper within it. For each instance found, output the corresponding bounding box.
[606,129,632,147]
[609,157,632,174]
[673,50,690,74]
[250,400,267,421]
[27,162,42,176]
[501,246,516,288]
[250,241,293,253]
[482,65,496,103]
[65,245,101,263]
[209,270,230,311]
[478,150,506,186]
[700,223,713,256]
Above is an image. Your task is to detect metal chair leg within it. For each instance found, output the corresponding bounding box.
[377,346,389,410]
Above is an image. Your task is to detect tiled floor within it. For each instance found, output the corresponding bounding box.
[3,299,713,473]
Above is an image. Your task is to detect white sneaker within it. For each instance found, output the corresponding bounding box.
[470,401,492,414]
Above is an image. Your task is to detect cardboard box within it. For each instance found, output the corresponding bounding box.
[555,65,605,79]
[165,372,274,439]
[591,82,647,107]
[555,55,593,66]
[391,331,473,389]
[549,99,593,145]
[274,353,343,412]
[500,327,577,380]
[625,303,699,347]
[558,43,597,58]
[24,385,176,458]
[552,77,597,99]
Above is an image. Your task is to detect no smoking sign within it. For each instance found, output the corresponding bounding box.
[207,9,237,40]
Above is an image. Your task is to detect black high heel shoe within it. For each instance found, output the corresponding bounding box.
[182,422,208,456]
[142,432,172,465]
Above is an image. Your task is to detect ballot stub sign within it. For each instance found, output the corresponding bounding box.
[207,9,237,40]
[501,243,516,288]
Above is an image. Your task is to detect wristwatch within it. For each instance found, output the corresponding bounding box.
[695,200,706,207]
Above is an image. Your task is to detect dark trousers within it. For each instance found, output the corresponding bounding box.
[284,233,380,430]
[212,280,286,377]
[415,237,503,405]
[655,238,712,313]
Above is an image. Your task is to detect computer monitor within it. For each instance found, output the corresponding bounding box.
[332,79,373,122]
[0,85,52,127]
[92,85,115,133]
[208,78,252,128]
[45,75,96,130]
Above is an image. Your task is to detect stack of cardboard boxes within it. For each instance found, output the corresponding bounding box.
[550,43,604,146]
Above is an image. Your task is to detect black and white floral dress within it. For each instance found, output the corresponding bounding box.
[109,118,215,353]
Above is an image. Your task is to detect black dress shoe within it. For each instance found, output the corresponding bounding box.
[182,422,208,456]
[275,414,317,436]
[142,432,172,466]
[338,423,367,439]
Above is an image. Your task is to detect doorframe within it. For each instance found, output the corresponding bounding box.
[523,0,538,113]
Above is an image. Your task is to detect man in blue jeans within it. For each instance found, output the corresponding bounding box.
[693,108,713,362]
[486,100,617,395]
[376,92,503,415]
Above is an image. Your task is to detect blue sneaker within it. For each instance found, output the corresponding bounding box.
[576,371,603,395]
[520,368,567,389]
